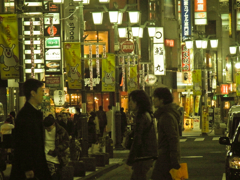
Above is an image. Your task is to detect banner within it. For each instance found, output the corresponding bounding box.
[64,42,82,89]
[0,14,19,79]
[182,45,190,71]
[202,106,209,133]
[192,69,202,95]
[195,95,201,114]
[127,65,138,93]
[236,73,240,96]
[102,53,115,92]
[181,0,191,41]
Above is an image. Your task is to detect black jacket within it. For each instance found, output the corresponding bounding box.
[59,120,74,136]
[10,102,51,180]
[126,112,158,165]
[154,103,181,168]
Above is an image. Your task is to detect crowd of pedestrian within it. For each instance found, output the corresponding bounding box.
[0,77,181,180]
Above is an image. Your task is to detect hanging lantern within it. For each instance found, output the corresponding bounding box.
[148,25,156,37]
[117,12,123,25]
[92,11,103,25]
[229,46,237,54]
[109,10,119,23]
[201,39,208,49]
[131,26,140,37]
[185,40,193,49]
[210,39,218,48]
[195,39,202,49]
[73,0,90,4]
[118,27,127,38]
[139,27,143,38]
[128,10,140,24]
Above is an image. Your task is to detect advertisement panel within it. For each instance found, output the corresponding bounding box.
[45,76,60,87]
[181,0,191,41]
[153,43,165,75]
[153,27,164,44]
[236,73,240,96]
[0,14,19,79]
[102,53,115,92]
[194,0,207,25]
[182,45,190,71]
[127,65,138,93]
[64,42,82,89]
[192,69,202,95]
[63,0,80,42]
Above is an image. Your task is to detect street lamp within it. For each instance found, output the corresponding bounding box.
[73,0,90,4]
[185,39,193,49]
[92,11,103,25]
[230,46,237,54]
[210,39,218,48]
[118,27,128,38]
[53,0,64,3]
[131,25,140,37]
[128,10,140,24]
[195,39,202,49]
[147,24,156,37]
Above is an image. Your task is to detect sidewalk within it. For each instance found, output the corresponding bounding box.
[182,128,223,137]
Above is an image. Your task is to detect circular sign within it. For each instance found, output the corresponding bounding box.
[144,74,157,86]
[121,41,134,53]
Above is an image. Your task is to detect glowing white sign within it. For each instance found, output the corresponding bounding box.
[153,44,165,75]
[45,49,61,60]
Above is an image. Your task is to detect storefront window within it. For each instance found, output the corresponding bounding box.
[94,93,102,111]
[87,93,94,113]
[102,93,109,111]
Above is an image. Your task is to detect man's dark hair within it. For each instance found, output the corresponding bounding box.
[99,106,103,111]
[153,87,173,105]
[108,105,112,110]
[129,90,152,117]
[120,107,124,112]
[43,115,55,127]
[10,111,15,119]
[23,79,43,101]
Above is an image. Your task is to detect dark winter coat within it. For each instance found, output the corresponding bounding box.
[126,112,158,166]
[96,110,107,128]
[152,103,181,180]
[44,122,70,167]
[10,102,51,180]
[88,116,97,144]
[59,120,74,136]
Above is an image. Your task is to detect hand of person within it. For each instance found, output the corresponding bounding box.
[25,170,34,179]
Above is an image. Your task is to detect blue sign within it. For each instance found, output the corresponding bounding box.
[181,0,191,42]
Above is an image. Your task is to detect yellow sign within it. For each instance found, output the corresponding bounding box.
[102,53,115,92]
[201,106,209,133]
[0,14,19,79]
[64,42,82,89]
[192,69,202,95]
[127,65,138,93]
[236,73,240,96]
[195,95,201,114]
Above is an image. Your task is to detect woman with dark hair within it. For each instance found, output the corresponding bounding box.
[126,90,158,180]
[88,112,97,148]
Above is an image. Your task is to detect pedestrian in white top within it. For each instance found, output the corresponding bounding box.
[1,117,14,135]
[106,105,113,138]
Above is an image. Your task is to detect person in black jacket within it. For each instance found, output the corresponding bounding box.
[59,113,74,139]
[10,78,51,180]
[88,112,97,148]
[151,87,181,180]
[127,90,158,180]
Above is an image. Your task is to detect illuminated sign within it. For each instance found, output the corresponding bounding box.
[44,25,60,36]
[45,60,61,74]
[182,45,190,71]
[44,13,60,24]
[181,0,191,41]
[54,90,65,106]
[221,84,229,94]
[194,0,207,25]
[45,76,60,87]
[153,27,164,43]
[45,37,60,48]
[144,74,157,86]
[165,39,174,47]
[153,43,165,75]
[45,49,61,60]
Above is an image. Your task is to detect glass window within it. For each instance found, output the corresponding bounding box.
[102,93,109,111]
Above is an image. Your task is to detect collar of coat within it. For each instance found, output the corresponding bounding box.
[154,103,180,119]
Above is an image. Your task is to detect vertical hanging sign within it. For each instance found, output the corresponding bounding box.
[102,53,115,92]
[192,69,202,95]
[153,27,165,76]
[127,65,138,93]
[182,45,190,71]
[194,0,207,25]
[0,14,19,79]
[236,73,240,96]
[64,42,82,89]
[181,0,191,41]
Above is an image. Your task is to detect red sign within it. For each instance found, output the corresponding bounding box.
[165,39,174,47]
[182,45,190,71]
[121,41,134,53]
[221,84,229,94]
[195,0,207,12]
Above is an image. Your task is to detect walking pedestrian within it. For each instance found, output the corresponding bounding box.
[126,90,158,180]
[88,112,97,148]
[43,115,70,180]
[96,106,107,137]
[106,105,113,138]
[120,107,127,142]
[151,87,181,180]
[73,107,81,139]
[59,113,74,139]
[10,78,51,180]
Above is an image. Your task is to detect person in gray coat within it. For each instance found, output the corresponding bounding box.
[151,87,181,180]
[126,90,158,180]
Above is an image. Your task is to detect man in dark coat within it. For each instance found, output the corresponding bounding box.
[151,87,181,180]
[10,79,51,180]
[96,106,107,137]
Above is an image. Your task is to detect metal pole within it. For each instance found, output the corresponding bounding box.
[79,1,88,157]
[17,0,25,111]
[114,23,122,149]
